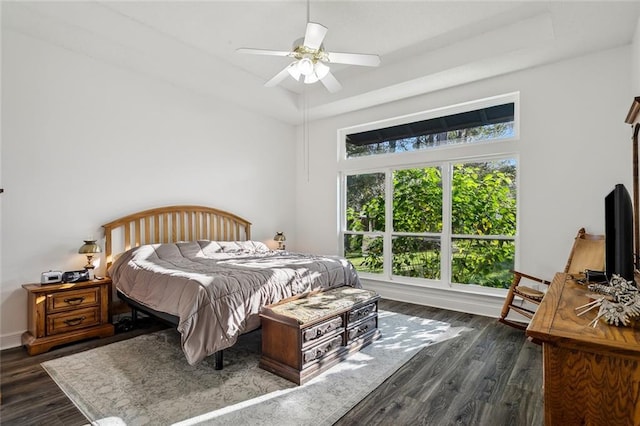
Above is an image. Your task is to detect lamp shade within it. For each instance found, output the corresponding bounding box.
[297,58,314,76]
[78,240,102,255]
[304,73,319,84]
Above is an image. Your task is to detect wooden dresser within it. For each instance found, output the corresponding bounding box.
[22,278,115,355]
[527,273,640,426]
[259,286,381,385]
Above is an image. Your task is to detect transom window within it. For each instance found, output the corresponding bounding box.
[339,94,519,290]
[346,103,515,158]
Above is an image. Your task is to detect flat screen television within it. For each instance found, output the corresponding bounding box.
[605,183,635,282]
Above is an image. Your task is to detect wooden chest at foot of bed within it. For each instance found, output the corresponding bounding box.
[259,287,381,385]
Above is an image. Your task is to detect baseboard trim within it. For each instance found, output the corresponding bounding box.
[1,331,24,351]
[361,279,505,319]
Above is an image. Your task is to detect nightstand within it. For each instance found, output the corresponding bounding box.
[21,277,115,355]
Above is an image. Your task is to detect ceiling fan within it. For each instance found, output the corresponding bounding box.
[236,21,381,93]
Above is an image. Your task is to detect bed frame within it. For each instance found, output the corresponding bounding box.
[103,205,252,269]
[102,205,252,369]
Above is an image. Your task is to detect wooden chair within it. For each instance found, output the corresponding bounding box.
[499,228,605,331]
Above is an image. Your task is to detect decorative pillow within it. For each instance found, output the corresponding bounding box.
[199,240,270,256]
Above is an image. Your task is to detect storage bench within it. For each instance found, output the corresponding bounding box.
[259,286,381,385]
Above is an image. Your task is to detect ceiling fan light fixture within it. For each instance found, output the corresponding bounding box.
[297,57,314,76]
[304,73,320,84]
[238,20,380,92]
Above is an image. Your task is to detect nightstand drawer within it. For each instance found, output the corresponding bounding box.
[47,287,100,313]
[47,307,101,335]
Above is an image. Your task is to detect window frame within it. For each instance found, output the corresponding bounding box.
[338,93,520,295]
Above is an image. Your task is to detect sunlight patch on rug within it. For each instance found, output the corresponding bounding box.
[42,311,469,426]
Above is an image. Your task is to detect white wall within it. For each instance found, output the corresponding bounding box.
[0,30,296,348]
[295,46,633,316]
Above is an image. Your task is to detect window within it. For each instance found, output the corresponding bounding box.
[340,94,518,290]
[391,166,442,280]
[345,173,385,273]
[450,159,516,287]
[346,103,514,158]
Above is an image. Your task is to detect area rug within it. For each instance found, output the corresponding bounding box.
[42,311,469,426]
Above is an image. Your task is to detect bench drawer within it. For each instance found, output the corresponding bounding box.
[348,302,377,324]
[302,334,343,366]
[347,316,378,343]
[302,316,343,347]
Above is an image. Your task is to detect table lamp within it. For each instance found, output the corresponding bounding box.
[274,232,286,250]
[78,239,101,279]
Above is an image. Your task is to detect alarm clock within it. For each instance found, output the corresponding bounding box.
[41,270,63,284]
[62,270,90,283]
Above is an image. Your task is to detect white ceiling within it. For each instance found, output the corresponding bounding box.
[4,1,640,124]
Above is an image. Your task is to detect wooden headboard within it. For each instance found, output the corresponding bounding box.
[102,205,252,269]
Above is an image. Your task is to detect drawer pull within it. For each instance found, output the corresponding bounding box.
[64,296,86,305]
[63,316,86,326]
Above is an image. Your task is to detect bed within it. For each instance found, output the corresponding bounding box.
[103,205,361,368]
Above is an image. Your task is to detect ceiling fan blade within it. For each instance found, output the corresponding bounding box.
[303,22,328,50]
[326,52,381,67]
[236,48,292,57]
[320,71,342,93]
[264,63,297,87]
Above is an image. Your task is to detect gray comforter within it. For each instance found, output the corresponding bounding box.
[109,240,361,364]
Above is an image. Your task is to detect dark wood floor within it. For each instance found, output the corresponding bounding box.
[0,300,543,426]
[335,300,543,426]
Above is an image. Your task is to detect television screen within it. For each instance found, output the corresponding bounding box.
[605,184,634,282]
